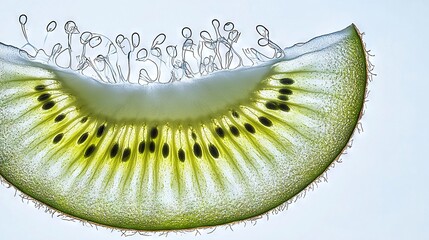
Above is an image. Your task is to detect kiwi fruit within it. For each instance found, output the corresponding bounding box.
[0,16,369,231]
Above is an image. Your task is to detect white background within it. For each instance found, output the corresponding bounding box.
[0,0,427,239]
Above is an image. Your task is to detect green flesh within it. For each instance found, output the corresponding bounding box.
[0,25,367,230]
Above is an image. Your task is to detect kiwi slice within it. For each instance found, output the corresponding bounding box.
[0,20,368,231]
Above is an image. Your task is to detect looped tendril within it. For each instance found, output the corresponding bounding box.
[18,15,286,85]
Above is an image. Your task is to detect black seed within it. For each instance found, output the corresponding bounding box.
[96,125,105,137]
[191,132,197,140]
[278,95,289,101]
[35,85,45,91]
[37,93,51,102]
[229,126,240,137]
[162,143,169,158]
[53,133,63,144]
[110,143,119,158]
[215,127,225,138]
[258,116,273,127]
[77,132,89,144]
[193,143,202,158]
[208,144,219,159]
[278,103,290,112]
[42,101,55,110]
[84,145,96,158]
[80,117,88,123]
[150,127,158,139]
[54,114,66,122]
[265,101,279,110]
[280,78,294,85]
[279,88,293,95]
[122,148,131,162]
[138,141,146,153]
[244,123,256,134]
[178,149,185,162]
[232,111,239,118]
[149,141,155,153]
